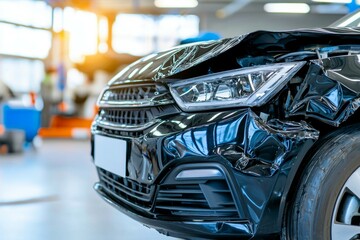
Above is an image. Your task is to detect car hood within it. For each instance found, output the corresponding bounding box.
[108,27,360,85]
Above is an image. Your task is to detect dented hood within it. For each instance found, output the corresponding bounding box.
[109,27,360,85]
[109,36,245,84]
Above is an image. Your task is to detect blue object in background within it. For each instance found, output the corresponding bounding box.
[2,104,41,142]
[180,32,222,45]
[347,0,360,13]
[57,63,66,92]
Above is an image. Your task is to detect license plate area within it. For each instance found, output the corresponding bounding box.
[94,135,127,178]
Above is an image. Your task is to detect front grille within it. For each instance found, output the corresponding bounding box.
[96,83,179,132]
[98,168,154,210]
[97,167,240,220]
[98,83,173,108]
[96,105,180,136]
[96,125,143,138]
[155,180,239,220]
[99,108,154,126]
[101,85,157,102]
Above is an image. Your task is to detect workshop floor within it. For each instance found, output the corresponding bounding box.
[0,139,175,240]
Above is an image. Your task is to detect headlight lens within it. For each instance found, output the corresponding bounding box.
[169,62,305,111]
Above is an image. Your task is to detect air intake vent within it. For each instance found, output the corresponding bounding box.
[155,180,239,220]
[96,125,143,138]
[102,85,157,102]
[95,83,179,131]
[99,109,154,126]
[98,83,173,108]
[98,168,154,210]
[96,104,180,132]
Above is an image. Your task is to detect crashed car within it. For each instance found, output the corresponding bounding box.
[91,11,360,239]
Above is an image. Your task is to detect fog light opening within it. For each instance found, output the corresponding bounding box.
[175,169,223,180]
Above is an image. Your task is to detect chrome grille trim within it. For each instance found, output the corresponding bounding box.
[98,168,154,210]
[96,107,158,131]
[99,108,153,125]
[98,84,173,108]
[96,120,158,132]
[96,83,179,131]
[92,123,144,138]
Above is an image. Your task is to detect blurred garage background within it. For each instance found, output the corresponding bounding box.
[0,0,357,239]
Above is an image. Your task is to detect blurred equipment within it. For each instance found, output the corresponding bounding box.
[0,79,23,154]
[0,80,15,102]
[2,103,41,143]
[39,116,91,139]
[0,130,25,154]
[40,67,61,128]
[0,101,41,154]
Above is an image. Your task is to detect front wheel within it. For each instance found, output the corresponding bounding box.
[286,126,360,240]
[332,166,360,239]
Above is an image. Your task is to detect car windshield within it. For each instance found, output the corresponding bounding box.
[329,9,360,27]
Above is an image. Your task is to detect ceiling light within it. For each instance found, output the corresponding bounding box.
[154,0,198,8]
[264,3,310,13]
[312,0,351,3]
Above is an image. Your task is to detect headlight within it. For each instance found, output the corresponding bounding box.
[169,62,305,111]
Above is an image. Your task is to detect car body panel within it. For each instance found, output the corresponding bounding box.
[92,27,360,238]
[288,57,360,126]
[109,28,360,85]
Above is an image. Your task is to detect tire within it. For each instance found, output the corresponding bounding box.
[286,125,360,240]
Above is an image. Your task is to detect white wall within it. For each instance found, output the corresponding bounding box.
[200,13,343,38]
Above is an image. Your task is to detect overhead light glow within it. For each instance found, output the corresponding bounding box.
[264,3,310,13]
[312,0,351,3]
[154,0,198,8]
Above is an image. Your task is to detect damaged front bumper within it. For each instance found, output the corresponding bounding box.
[94,169,255,239]
[92,27,360,238]
[92,108,318,238]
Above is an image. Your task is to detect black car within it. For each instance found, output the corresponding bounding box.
[91,11,360,239]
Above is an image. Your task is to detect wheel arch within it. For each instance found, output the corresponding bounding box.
[280,121,360,236]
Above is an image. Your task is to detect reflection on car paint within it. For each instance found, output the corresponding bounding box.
[109,28,360,85]
[289,58,360,126]
[93,27,360,239]
[164,109,319,177]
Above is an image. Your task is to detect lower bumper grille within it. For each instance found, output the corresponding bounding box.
[97,166,240,221]
[155,180,239,220]
[98,168,154,210]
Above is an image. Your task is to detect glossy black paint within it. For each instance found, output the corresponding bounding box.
[95,182,255,239]
[110,28,360,85]
[92,28,360,239]
[93,108,318,237]
[109,108,317,184]
[288,57,360,126]
[162,109,318,177]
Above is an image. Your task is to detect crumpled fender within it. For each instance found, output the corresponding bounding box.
[288,55,360,126]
